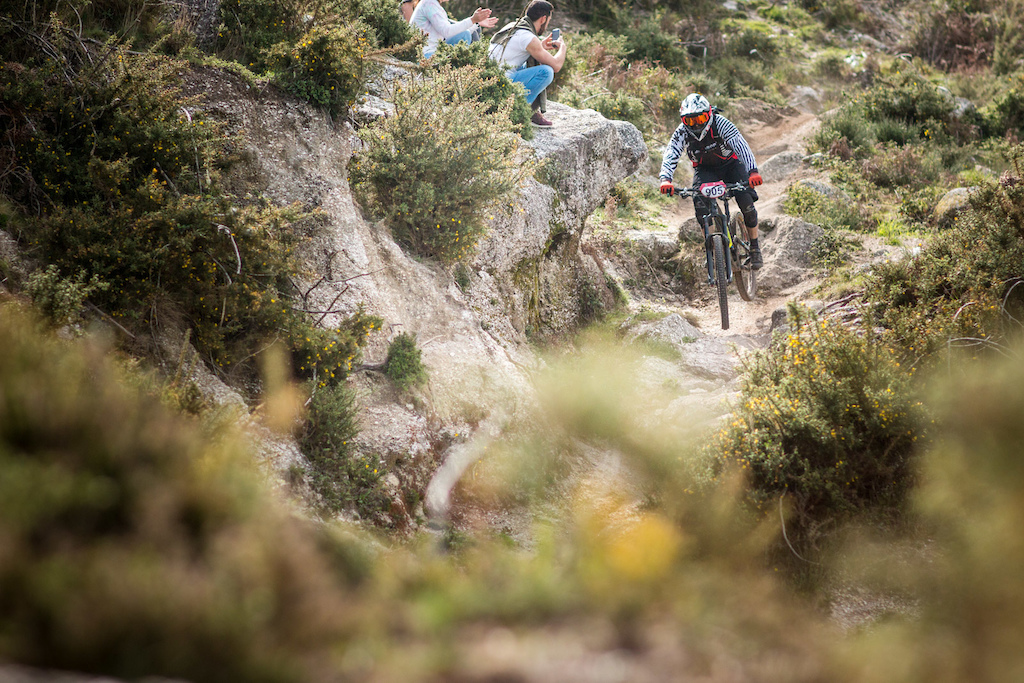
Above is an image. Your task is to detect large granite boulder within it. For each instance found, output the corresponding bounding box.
[759,216,824,293]
[934,187,975,228]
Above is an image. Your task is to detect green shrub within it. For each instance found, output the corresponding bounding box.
[898,185,948,227]
[619,16,689,69]
[711,306,924,540]
[266,23,371,117]
[430,40,533,138]
[384,331,428,390]
[861,71,954,128]
[761,3,816,27]
[0,304,351,681]
[861,143,939,189]
[810,106,875,156]
[25,265,109,327]
[863,154,1024,360]
[1,43,373,380]
[725,28,781,65]
[343,0,418,57]
[872,116,920,146]
[981,74,1024,137]
[560,87,650,132]
[813,51,854,80]
[349,67,529,263]
[783,184,866,232]
[709,55,772,95]
[301,383,390,518]
[216,0,308,68]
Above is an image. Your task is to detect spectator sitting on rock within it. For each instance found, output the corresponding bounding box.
[411,0,497,58]
[400,0,418,23]
[488,0,566,128]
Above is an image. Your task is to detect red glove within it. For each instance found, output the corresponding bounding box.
[748,171,763,187]
[660,181,674,195]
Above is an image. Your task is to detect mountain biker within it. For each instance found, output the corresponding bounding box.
[660,93,764,269]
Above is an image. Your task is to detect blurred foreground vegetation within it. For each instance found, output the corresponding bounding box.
[3,300,1024,681]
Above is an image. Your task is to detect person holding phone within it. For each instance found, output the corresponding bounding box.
[411,0,498,59]
[488,0,566,127]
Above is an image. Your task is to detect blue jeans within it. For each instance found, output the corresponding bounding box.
[423,30,473,58]
[508,64,554,105]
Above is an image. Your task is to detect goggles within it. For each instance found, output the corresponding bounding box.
[681,111,710,127]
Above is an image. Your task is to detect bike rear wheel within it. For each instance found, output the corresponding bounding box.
[731,214,758,302]
[712,233,729,330]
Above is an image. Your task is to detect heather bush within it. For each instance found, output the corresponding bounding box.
[711,306,925,541]
[349,67,529,263]
[861,143,940,189]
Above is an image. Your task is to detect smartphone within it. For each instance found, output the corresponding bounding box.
[551,28,560,41]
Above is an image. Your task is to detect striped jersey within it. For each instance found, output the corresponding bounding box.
[659,114,758,182]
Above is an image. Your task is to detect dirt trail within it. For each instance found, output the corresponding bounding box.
[659,109,823,337]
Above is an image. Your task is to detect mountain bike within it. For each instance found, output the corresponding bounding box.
[672,181,758,330]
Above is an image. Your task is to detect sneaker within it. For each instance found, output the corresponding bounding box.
[531,111,553,127]
[750,248,763,270]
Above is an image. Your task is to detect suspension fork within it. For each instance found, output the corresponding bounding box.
[701,199,733,283]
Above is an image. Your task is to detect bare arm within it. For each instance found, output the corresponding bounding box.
[526,35,567,72]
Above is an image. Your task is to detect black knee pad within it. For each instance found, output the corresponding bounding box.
[741,205,758,228]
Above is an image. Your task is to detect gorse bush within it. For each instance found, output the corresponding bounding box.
[349,67,529,263]
[301,382,390,518]
[430,40,533,138]
[1,39,373,381]
[215,0,406,114]
[385,331,428,390]
[343,0,419,56]
[216,0,308,67]
[862,148,1024,361]
[25,265,109,327]
[265,22,372,117]
[711,306,925,541]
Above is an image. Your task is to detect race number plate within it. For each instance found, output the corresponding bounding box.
[699,181,727,198]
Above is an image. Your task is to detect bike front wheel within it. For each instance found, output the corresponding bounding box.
[731,213,758,302]
[712,233,729,330]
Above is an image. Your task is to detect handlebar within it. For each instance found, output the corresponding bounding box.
[670,181,749,198]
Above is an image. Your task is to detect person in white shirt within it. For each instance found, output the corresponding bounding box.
[488,0,566,127]
[410,0,498,58]
[400,0,418,23]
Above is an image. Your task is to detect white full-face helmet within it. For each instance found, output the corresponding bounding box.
[679,93,713,140]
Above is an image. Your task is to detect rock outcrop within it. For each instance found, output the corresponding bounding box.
[758,216,824,293]
[182,67,646,521]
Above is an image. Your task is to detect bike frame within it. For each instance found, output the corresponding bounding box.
[674,181,749,285]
